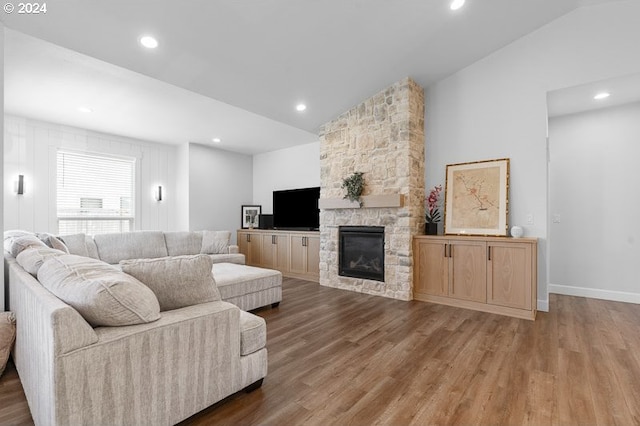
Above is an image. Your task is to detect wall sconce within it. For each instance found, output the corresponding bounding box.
[17,175,25,195]
[155,185,163,202]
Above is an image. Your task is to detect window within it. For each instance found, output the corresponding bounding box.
[57,150,136,235]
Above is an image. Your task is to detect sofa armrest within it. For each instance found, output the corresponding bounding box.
[229,245,239,254]
[6,256,99,426]
[6,257,98,355]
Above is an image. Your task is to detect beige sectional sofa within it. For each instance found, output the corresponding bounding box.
[3,230,282,426]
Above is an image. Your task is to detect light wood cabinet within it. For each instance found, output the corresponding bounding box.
[238,231,261,265]
[260,233,290,272]
[487,241,533,311]
[237,229,319,282]
[289,233,320,281]
[413,235,537,320]
[449,240,487,303]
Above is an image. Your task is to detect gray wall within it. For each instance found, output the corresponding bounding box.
[189,143,253,243]
[549,102,640,302]
[252,142,320,213]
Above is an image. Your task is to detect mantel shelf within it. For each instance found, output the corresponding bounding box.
[319,194,404,209]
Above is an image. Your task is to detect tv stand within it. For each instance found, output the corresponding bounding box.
[237,229,320,283]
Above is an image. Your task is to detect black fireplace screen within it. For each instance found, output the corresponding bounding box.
[339,226,385,282]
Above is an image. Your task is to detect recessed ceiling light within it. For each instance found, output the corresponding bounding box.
[296,103,307,112]
[140,35,158,49]
[594,92,610,100]
[77,106,93,113]
[450,0,465,10]
[212,137,221,143]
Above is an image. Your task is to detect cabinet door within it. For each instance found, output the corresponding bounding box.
[304,234,320,278]
[487,242,532,310]
[238,232,249,259]
[274,234,290,272]
[260,235,275,268]
[449,240,486,302]
[289,235,306,274]
[413,239,448,297]
[239,231,261,266]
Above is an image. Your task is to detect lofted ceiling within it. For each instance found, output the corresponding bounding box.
[1,0,622,154]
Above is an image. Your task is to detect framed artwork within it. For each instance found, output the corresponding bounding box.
[241,205,261,229]
[444,158,509,236]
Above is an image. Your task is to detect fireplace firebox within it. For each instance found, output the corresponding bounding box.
[339,226,385,282]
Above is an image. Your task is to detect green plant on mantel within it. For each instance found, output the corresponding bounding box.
[342,172,365,207]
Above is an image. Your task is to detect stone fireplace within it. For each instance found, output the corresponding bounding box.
[318,78,425,301]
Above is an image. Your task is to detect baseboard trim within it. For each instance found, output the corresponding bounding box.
[548,284,640,305]
[537,299,549,312]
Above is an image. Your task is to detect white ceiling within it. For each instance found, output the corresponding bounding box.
[547,72,640,118]
[1,0,622,154]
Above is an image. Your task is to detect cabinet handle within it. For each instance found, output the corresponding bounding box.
[449,244,452,258]
[488,247,491,261]
[272,235,275,244]
[303,237,307,247]
[247,234,250,243]
[444,244,447,258]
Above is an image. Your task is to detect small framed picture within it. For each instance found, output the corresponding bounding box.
[444,158,510,236]
[241,205,262,229]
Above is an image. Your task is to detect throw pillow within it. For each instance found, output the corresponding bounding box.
[16,246,66,276]
[49,236,70,253]
[120,254,221,311]
[200,230,231,254]
[9,235,47,258]
[36,233,70,254]
[38,254,161,327]
[0,312,16,378]
[3,230,33,253]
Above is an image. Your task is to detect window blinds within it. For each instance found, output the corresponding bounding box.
[57,150,135,235]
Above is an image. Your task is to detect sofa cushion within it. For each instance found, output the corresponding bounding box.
[120,254,221,311]
[38,254,161,327]
[0,312,16,378]
[201,231,231,254]
[239,310,266,356]
[8,234,48,258]
[94,231,168,264]
[16,246,66,276]
[59,233,90,257]
[164,231,203,256]
[212,263,282,300]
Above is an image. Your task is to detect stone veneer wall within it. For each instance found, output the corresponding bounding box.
[318,78,425,300]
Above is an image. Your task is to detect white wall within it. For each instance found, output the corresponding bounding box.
[252,141,320,213]
[549,102,640,303]
[188,143,253,242]
[3,115,178,233]
[175,142,190,230]
[425,0,640,311]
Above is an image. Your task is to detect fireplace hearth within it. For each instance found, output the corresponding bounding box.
[339,226,385,282]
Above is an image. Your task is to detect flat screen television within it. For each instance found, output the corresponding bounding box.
[273,187,320,230]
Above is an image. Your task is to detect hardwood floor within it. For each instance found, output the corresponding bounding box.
[2,278,640,425]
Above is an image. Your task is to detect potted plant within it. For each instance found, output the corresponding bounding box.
[425,184,442,235]
[342,172,365,207]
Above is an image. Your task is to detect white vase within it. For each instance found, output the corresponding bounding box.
[510,226,524,238]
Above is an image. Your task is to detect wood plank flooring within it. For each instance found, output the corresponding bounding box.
[2,278,640,425]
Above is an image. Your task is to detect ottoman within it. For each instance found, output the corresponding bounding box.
[212,262,282,311]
